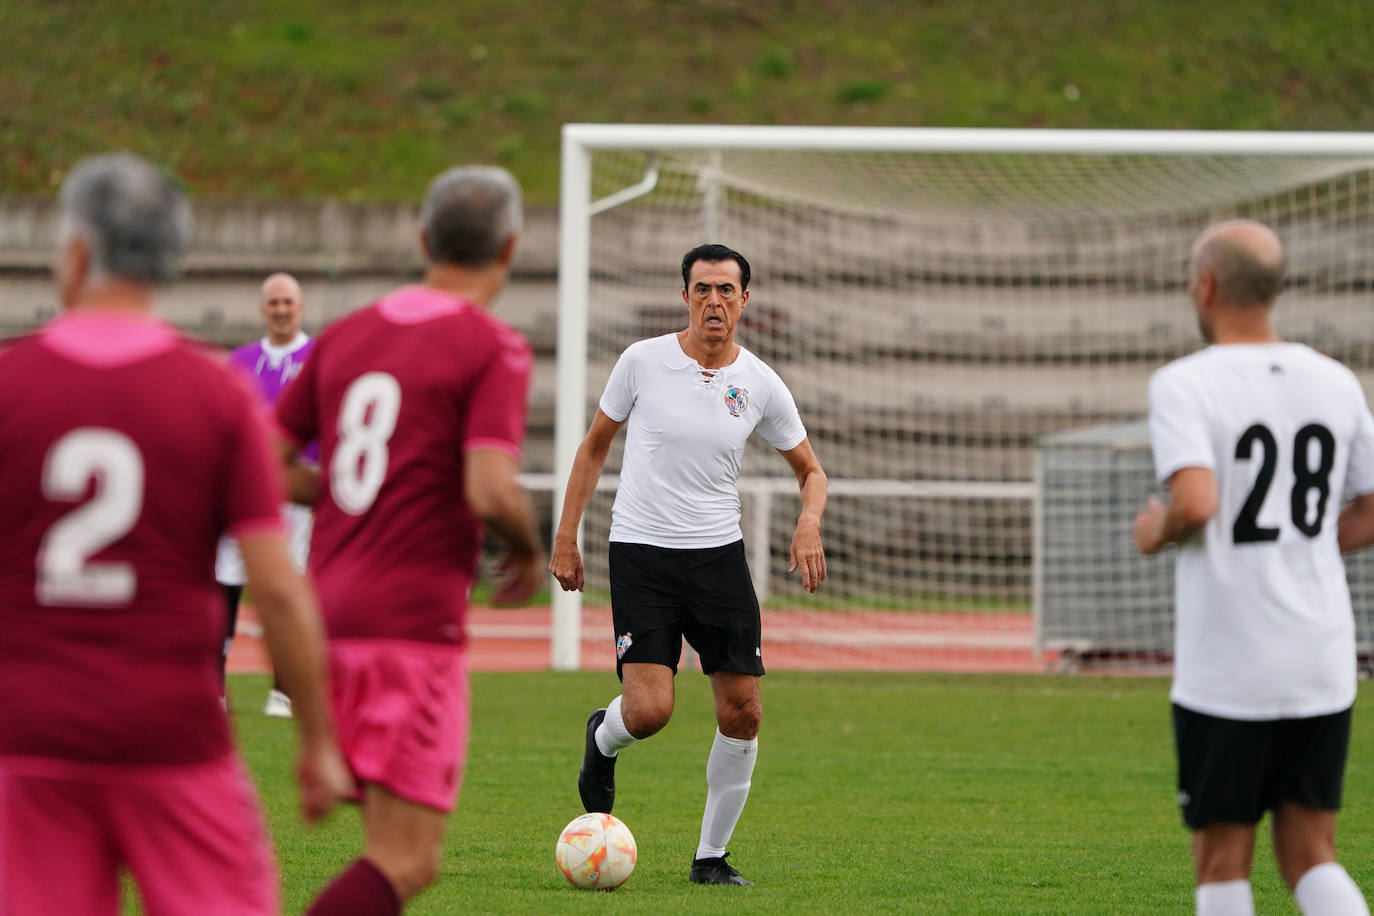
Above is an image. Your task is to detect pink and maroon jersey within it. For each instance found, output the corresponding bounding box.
[0,310,285,766]
[275,285,532,645]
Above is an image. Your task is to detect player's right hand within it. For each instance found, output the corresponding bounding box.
[492,549,545,606]
[1134,495,1168,555]
[298,741,355,823]
[549,540,584,592]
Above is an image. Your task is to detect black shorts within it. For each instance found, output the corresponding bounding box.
[608,540,764,680]
[1172,702,1351,830]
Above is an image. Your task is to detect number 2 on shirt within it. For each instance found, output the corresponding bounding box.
[37,428,143,606]
[1232,422,1335,544]
[331,371,402,515]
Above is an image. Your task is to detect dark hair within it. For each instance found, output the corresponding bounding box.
[419,165,522,267]
[681,243,750,291]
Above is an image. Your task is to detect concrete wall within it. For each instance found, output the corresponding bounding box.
[0,197,559,275]
[0,197,564,474]
[0,196,559,336]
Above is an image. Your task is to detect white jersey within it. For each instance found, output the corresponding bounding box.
[600,333,807,548]
[1149,342,1374,720]
[215,503,312,585]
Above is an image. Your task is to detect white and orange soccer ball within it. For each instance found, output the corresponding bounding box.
[555,812,637,890]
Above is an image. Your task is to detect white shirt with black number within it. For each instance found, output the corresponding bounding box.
[1149,342,1374,720]
[600,333,807,549]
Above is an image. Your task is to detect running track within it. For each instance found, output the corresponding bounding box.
[228,606,1054,674]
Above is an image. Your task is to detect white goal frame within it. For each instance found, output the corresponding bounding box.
[552,125,1374,671]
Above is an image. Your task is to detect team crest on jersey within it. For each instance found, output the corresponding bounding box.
[724,386,749,417]
[616,633,633,659]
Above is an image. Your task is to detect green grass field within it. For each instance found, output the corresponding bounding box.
[209,671,1374,914]
[4,1,1373,203]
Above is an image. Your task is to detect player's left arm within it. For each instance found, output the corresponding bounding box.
[1134,466,1218,555]
[465,325,542,605]
[1337,493,1374,552]
[465,447,544,606]
[778,438,828,592]
[1337,399,1374,552]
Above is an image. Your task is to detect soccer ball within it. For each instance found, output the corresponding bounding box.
[555,812,637,890]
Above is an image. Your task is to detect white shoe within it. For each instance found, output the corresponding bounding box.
[263,689,293,718]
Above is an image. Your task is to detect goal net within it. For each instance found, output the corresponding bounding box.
[552,126,1374,672]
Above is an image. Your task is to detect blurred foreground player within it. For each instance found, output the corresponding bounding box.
[278,165,545,913]
[0,153,351,915]
[1136,219,1374,916]
[217,270,317,717]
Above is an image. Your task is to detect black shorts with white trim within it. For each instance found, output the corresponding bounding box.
[608,540,764,680]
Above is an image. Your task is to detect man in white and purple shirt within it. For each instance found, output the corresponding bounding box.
[217,271,317,716]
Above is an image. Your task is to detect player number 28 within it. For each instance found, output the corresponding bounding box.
[331,371,402,515]
[1232,422,1335,544]
[37,427,143,606]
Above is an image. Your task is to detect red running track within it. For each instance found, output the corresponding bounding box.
[228,605,1055,674]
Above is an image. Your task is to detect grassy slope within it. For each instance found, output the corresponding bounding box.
[220,671,1374,914]
[3,1,1373,203]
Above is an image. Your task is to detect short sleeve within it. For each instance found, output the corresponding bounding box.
[1148,364,1214,484]
[463,326,533,460]
[755,370,807,452]
[1344,384,1374,497]
[598,346,638,422]
[224,378,288,540]
[274,334,320,453]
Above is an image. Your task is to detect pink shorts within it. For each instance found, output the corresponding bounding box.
[329,640,470,813]
[0,752,277,916]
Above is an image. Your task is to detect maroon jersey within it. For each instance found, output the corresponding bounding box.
[0,310,286,765]
[275,285,532,645]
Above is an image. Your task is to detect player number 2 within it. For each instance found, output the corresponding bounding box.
[332,371,402,515]
[37,428,144,606]
[1232,422,1335,544]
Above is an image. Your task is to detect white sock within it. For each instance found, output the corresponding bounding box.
[1196,879,1254,916]
[695,730,757,860]
[594,696,637,758]
[1295,863,1369,916]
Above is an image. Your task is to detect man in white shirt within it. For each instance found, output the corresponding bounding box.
[1136,219,1374,916]
[551,243,828,886]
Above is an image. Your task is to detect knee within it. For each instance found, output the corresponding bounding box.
[1193,830,1253,885]
[624,699,672,738]
[718,696,762,739]
[1272,805,1338,891]
[371,843,442,901]
[1276,846,1336,892]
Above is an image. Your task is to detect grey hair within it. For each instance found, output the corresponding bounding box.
[418,165,522,267]
[57,152,192,285]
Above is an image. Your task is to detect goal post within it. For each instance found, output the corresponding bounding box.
[552,125,1374,673]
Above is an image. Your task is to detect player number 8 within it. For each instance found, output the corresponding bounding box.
[331,371,402,515]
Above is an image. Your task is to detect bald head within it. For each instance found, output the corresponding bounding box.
[1189,219,1286,309]
[259,271,304,345]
